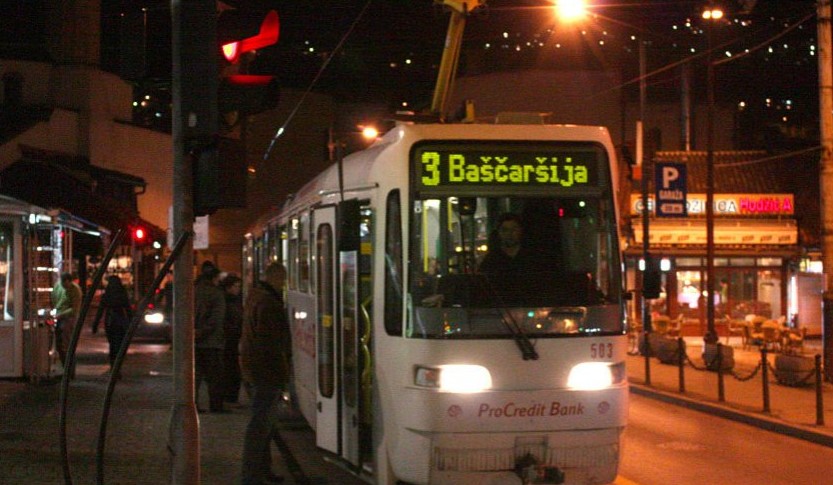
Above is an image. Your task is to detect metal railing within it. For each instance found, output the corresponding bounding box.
[631,333,826,426]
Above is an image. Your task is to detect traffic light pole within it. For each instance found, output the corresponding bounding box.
[171,0,217,482]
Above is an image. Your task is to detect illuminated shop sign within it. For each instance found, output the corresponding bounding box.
[630,193,794,216]
[414,143,601,189]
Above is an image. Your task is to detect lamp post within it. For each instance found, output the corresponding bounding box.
[703,4,723,345]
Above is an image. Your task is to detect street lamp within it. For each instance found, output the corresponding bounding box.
[703,4,723,345]
[553,0,588,21]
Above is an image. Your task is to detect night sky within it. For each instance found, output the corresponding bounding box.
[0,0,823,147]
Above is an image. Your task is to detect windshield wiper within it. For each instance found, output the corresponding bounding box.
[475,276,539,360]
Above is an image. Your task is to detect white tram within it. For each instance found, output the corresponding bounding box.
[243,120,628,485]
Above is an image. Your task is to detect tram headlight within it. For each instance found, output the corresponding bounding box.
[567,362,624,390]
[414,364,492,393]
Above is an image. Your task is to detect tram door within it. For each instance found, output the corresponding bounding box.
[314,201,365,467]
[314,205,339,453]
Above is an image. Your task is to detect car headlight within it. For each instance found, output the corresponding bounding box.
[567,362,625,390]
[414,364,492,393]
[144,311,165,325]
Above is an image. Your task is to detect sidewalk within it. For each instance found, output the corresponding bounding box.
[0,328,363,485]
[627,336,833,447]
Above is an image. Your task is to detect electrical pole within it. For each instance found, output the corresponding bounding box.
[818,0,833,382]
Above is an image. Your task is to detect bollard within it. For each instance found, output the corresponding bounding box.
[644,331,651,386]
[761,347,770,413]
[717,342,725,402]
[677,337,686,393]
[816,354,825,426]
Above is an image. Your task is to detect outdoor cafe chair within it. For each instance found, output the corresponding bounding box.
[761,322,781,352]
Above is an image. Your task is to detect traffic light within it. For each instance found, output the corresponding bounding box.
[642,256,662,300]
[132,226,148,247]
[217,8,281,125]
[191,136,248,217]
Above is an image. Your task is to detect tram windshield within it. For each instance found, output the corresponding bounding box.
[408,193,623,338]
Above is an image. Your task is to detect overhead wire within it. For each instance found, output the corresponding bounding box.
[261,0,374,164]
[587,5,817,99]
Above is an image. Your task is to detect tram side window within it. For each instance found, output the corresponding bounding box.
[384,190,403,336]
[0,221,14,321]
[299,215,310,293]
[287,218,298,290]
[317,223,335,399]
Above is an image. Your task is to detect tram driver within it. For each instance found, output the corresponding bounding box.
[477,213,538,305]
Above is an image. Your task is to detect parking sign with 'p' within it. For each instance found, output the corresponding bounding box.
[655,162,687,217]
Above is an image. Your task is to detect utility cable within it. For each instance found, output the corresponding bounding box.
[715,145,822,167]
[58,229,124,485]
[262,0,374,163]
[95,232,190,485]
[589,6,816,100]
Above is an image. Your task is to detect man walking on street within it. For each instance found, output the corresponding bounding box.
[240,262,291,485]
[52,272,82,379]
[194,262,227,413]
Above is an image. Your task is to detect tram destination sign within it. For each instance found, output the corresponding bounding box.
[414,144,600,189]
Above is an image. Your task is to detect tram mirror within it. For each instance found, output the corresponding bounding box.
[457,197,477,216]
[338,199,361,251]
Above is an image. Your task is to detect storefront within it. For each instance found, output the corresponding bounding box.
[626,192,802,337]
[0,195,108,380]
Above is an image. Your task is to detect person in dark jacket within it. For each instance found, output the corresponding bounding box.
[241,262,291,485]
[93,275,132,372]
[220,273,243,405]
[194,261,226,413]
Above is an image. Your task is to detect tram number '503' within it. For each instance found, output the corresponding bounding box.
[590,343,613,359]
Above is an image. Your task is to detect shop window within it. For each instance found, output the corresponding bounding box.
[676,258,701,267]
[757,257,782,267]
[729,258,755,267]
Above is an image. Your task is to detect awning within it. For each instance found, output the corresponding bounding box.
[0,145,163,241]
[631,218,798,248]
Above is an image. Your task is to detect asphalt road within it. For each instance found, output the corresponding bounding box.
[618,393,833,485]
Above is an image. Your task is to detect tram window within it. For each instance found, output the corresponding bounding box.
[317,223,335,398]
[408,195,623,338]
[384,190,403,336]
[299,215,310,293]
[0,221,14,321]
[287,218,298,290]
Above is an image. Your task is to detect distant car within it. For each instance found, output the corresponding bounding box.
[134,305,172,342]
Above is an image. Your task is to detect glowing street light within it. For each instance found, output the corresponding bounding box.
[361,126,379,140]
[553,0,588,22]
[702,8,724,20]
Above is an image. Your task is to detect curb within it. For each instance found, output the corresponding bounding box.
[629,383,833,448]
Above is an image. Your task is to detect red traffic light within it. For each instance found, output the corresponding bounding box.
[221,10,280,63]
[133,227,146,241]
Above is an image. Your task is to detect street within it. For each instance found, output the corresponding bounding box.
[619,393,833,485]
[4,334,833,484]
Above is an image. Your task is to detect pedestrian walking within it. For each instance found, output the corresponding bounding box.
[52,272,82,379]
[240,262,291,485]
[220,273,244,405]
[194,261,227,413]
[92,275,132,376]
